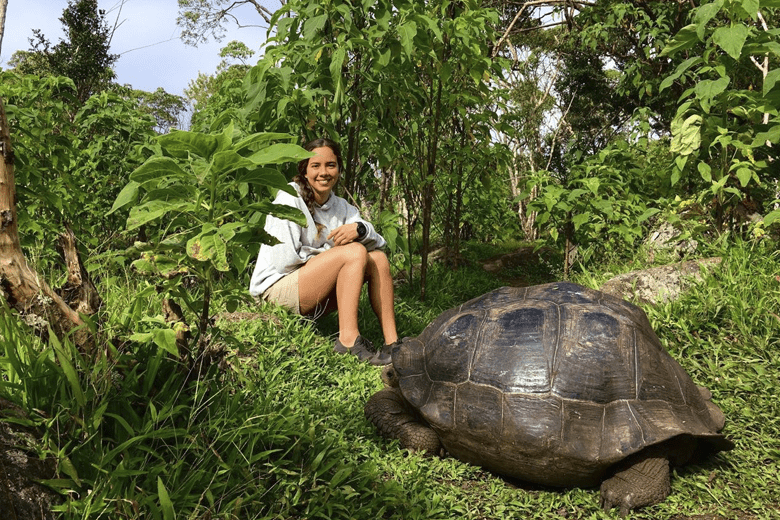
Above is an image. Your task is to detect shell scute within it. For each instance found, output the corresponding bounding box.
[500,395,562,454]
[551,307,637,404]
[471,303,557,393]
[420,382,456,430]
[423,312,481,385]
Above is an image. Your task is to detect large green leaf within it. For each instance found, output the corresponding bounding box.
[713,24,749,60]
[670,114,703,156]
[237,168,295,192]
[153,328,178,357]
[211,150,256,177]
[246,201,307,226]
[215,120,235,153]
[130,157,188,184]
[303,14,328,39]
[765,208,780,225]
[740,0,760,18]
[144,185,198,203]
[158,130,219,159]
[694,0,725,31]
[660,24,699,57]
[187,229,229,271]
[233,132,294,153]
[126,200,193,231]
[695,77,730,112]
[399,21,418,58]
[108,180,140,215]
[764,68,780,96]
[660,57,703,92]
[330,46,347,92]
[752,124,780,146]
[249,143,314,165]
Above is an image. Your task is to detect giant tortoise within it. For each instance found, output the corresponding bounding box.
[365,282,733,515]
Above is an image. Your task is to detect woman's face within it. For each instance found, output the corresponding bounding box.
[305,146,340,204]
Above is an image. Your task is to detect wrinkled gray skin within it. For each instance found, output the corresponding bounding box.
[365,282,734,516]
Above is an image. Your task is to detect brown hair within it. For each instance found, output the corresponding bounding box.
[294,138,343,230]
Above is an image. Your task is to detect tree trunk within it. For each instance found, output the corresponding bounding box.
[0,0,8,55]
[57,224,102,315]
[0,97,94,351]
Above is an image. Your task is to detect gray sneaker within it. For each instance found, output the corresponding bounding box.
[370,339,400,366]
[333,335,375,362]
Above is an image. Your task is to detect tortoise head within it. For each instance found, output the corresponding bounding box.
[380,365,399,388]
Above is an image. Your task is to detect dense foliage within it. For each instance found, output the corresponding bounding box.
[1,0,780,518]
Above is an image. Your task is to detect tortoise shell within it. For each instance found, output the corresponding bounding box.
[391,282,732,487]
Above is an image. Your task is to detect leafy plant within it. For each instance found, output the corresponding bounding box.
[520,134,665,274]
[659,0,780,230]
[110,122,312,340]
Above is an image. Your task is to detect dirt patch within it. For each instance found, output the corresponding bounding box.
[481,246,558,287]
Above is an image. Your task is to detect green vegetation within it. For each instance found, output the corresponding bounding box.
[2,0,780,518]
[1,238,779,519]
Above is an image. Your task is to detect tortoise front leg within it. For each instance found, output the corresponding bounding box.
[600,451,671,516]
[364,388,442,454]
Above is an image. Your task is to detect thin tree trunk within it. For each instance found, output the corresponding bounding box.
[0,97,93,351]
[418,74,444,301]
[0,0,8,55]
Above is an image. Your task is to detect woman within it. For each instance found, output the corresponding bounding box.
[249,138,399,365]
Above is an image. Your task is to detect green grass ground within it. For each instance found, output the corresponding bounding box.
[1,237,778,519]
[211,238,779,519]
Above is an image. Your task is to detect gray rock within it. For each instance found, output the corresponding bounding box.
[599,258,721,305]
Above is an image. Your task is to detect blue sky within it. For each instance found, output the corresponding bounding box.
[1,0,271,98]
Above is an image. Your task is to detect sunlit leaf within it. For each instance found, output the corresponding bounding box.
[712,24,749,60]
[108,180,140,215]
[249,143,314,165]
[158,129,219,159]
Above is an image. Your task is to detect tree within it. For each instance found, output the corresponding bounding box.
[0,0,9,54]
[184,40,255,123]
[0,97,94,350]
[119,86,189,133]
[11,0,117,103]
[177,0,284,45]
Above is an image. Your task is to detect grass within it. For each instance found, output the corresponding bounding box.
[1,236,778,519]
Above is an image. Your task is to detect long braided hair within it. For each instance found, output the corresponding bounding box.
[294,138,344,235]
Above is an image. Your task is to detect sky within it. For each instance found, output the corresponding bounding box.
[0,0,272,98]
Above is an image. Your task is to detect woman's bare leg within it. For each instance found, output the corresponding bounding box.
[366,250,398,345]
[297,242,368,347]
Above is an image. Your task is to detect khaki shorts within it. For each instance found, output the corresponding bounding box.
[260,269,300,314]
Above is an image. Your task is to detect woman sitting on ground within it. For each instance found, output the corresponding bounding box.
[249,137,399,365]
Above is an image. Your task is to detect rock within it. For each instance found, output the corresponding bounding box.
[645,222,698,262]
[0,398,61,520]
[599,258,721,305]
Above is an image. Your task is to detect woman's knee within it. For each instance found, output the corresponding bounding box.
[367,250,391,276]
[340,241,369,267]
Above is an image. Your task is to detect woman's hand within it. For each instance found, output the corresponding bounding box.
[327,223,360,246]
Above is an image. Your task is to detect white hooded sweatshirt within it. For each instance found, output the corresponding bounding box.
[248,182,386,297]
